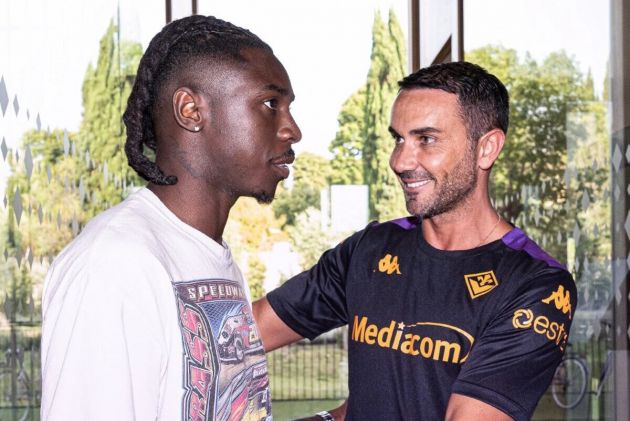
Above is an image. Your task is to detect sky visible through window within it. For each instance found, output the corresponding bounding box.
[1,0,610,163]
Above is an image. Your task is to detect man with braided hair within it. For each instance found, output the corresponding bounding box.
[41,15,300,421]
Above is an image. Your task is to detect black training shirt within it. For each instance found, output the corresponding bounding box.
[267,217,576,421]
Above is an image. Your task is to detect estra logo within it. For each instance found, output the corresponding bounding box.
[511,308,569,351]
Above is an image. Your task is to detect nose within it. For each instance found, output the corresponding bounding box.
[389,140,418,174]
[278,112,302,144]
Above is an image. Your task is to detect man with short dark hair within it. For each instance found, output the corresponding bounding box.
[41,15,300,421]
[254,62,576,421]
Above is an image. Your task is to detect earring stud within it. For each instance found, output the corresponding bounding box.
[193,126,200,132]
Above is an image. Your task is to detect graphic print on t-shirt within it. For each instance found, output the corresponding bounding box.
[174,279,271,421]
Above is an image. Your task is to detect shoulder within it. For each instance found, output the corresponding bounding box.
[495,227,576,315]
[356,216,420,243]
[498,227,573,282]
[500,227,566,271]
[369,216,421,234]
[45,192,170,298]
[60,189,167,260]
[333,216,420,257]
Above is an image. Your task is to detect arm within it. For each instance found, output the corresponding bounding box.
[253,297,303,351]
[445,394,513,421]
[42,248,167,420]
[449,269,576,421]
[255,230,367,347]
[293,399,348,421]
[252,297,348,419]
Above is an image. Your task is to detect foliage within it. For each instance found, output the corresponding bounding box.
[466,46,610,297]
[285,208,335,270]
[5,129,80,260]
[77,21,144,218]
[6,21,143,257]
[2,21,143,315]
[330,10,407,221]
[225,197,285,265]
[246,255,266,301]
[362,10,407,221]
[329,87,366,185]
[273,152,333,227]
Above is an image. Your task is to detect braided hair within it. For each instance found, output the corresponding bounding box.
[123,15,271,185]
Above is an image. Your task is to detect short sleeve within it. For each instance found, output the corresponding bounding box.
[41,244,171,421]
[266,228,368,340]
[451,269,577,421]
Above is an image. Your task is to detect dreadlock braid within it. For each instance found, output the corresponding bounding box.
[123,15,271,185]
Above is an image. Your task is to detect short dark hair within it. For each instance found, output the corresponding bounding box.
[398,61,509,143]
[123,15,272,185]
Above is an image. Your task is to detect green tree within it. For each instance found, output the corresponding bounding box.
[330,10,407,221]
[225,198,284,260]
[246,255,266,300]
[286,208,335,269]
[273,152,332,227]
[77,21,143,218]
[1,21,143,309]
[6,129,81,260]
[362,10,407,221]
[466,46,610,284]
[329,87,366,185]
[223,197,287,296]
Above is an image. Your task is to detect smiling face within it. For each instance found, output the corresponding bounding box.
[389,88,478,218]
[186,47,301,203]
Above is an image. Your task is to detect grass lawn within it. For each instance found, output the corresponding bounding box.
[0,406,39,421]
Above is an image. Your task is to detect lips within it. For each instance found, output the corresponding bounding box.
[270,149,295,179]
[398,170,434,192]
[402,179,432,189]
[397,169,434,188]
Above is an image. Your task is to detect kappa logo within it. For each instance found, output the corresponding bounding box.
[378,254,401,275]
[464,271,499,299]
[542,284,572,320]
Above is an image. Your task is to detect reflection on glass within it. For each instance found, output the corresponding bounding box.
[0,1,165,417]
[465,0,613,419]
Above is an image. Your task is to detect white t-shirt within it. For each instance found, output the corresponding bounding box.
[41,188,271,421]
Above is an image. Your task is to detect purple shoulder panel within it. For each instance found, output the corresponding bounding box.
[387,216,420,230]
[502,227,566,270]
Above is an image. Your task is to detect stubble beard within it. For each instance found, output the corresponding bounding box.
[405,150,478,219]
[254,190,274,204]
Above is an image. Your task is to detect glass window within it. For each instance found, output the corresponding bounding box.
[2,1,410,418]
[464,0,614,418]
[0,1,164,418]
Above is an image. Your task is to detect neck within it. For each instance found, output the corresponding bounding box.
[421,191,511,251]
[148,177,236,243]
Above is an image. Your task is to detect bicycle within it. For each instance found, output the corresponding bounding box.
[551,345,612,410]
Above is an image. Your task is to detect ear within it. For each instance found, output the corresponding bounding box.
[476,129,506,171]
[172,88,207,133]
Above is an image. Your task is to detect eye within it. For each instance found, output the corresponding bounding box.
[263,98,278,110]
[419,135,436,145]
[391,133,404,145]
